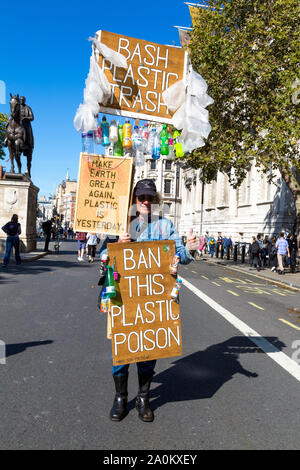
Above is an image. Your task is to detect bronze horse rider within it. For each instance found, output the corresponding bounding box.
[4,94,34,178]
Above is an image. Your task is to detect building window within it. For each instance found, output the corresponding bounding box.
[150,160,156,170]
[165,160,172,170]
[164,179,171,194]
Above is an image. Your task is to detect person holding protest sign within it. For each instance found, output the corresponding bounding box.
[100,179,198,423]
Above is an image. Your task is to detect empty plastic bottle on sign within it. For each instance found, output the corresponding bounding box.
[171,278,182,300]
[132,125,145,166]
[109,119,118,144]
[113,124,123,157]
[173,130,184,157]
[105,265,116,298]
[94,114,103,145]
[168,127,175,160]
[82,131,94,153]
[123,119,132,150]
[101,116,110,147]
[160,124,169,156]
[141,122,149,152]
[146,127,156,155]
[152,130,161,160]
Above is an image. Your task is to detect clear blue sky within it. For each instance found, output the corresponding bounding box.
[0,0,193,198]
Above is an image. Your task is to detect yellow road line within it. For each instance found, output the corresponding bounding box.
[278,318,300,331]
[201,275,209,280]
[248,302,264,310]
[212,281,221,286]
[191,270,197,274]
[227,290,239,296]
[272,289,286,296]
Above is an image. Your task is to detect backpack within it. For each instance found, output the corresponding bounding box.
[78,232,86,241]
[251,241,259,254]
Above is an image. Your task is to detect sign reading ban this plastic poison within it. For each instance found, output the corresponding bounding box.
[107,240,182,365]
[74,153,133,235]
[97,30,187,123]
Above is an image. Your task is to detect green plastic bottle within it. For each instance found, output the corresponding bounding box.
[113,125,123,157]
[160,124,169,156]
[105,265,116,298]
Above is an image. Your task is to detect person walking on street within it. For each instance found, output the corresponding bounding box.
[262,235,271,267]
[86,233,99,263]
[1,214,22,267]
[249,236,260,271]
[275,232,290,275]
[269,237,278,272]
[288,234,298,273]
[99,179,198,423]
[77,232,87,261]
[42,219,54,252]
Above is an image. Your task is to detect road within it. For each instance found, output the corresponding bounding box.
[0,240,300,450]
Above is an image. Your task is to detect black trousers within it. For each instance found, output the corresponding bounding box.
[44,232,51,251]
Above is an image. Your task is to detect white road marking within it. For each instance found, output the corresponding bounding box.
[181,277,300,383]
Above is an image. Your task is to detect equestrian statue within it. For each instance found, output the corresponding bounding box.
[4,94,34,178]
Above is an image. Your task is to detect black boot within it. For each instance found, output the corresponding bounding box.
[136,373,154,422]
[110,373,128,421]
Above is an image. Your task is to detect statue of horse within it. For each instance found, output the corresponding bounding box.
[5,94,33,178]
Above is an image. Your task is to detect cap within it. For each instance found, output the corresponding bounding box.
[134,179,157,197]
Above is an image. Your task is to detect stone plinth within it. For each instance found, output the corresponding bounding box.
[0,174,39,253]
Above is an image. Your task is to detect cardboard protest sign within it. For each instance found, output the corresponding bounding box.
[96,30,187,123]
[107,240,182,365]
[74,153,133,235]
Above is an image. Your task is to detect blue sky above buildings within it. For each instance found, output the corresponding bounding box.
[1,0,193,197]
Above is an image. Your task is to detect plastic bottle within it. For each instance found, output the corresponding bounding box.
[109,119,118,144]
[98,252,108,286]
[173,130,185,157]
[105,265,116,298]
[152,129,161,160]
[101,116,110,147]
[82,131,94,154]
[171,278,182,300]
[113,125,123,157]
[146,127,156,155]
[170,252,181,275]
[94,114,103,145]
[100,288,110,313]
[160,124,169,156]
[123,119,132,150]
[167,127,175,160]
[132,125,145,166]
[141,122,149,152]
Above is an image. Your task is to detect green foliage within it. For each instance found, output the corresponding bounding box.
[0,112,8,160]
[186,0,300,188]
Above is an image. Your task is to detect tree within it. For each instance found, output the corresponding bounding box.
[186,0,300,241]
[0,112,8,160]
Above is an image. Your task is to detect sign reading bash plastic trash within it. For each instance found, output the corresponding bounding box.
[97,30,187,123]
[74,153,133,235]
[107,240,182,365]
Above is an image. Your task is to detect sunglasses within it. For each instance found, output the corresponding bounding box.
[137,194,155,202]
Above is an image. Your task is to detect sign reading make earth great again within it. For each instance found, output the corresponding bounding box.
[74,153,133,236]
[97,30,187,123]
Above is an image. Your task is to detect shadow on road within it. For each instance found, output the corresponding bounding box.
[127,336,285,413]
[6,340,54,358]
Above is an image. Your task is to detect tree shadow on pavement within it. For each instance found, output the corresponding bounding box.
[6,340,54,358]
[136,336,285,413]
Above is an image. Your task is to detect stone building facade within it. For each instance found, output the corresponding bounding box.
[135,155,296,242]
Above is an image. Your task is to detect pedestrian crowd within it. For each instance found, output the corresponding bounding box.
[190,231,298,275]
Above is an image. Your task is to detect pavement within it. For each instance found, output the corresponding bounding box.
[2,239,300,291]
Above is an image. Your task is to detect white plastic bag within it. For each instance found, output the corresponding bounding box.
[162,63,214,153]
[74,36,128,133]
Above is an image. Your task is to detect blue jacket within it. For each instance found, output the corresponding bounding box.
[100,216,194,265]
